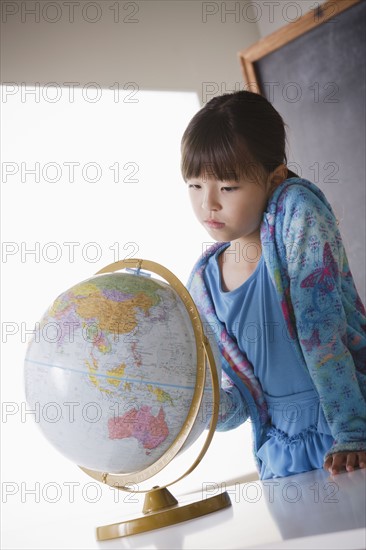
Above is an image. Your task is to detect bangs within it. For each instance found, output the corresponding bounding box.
[181,131,263,184]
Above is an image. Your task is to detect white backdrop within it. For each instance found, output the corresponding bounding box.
[1,87,255,545]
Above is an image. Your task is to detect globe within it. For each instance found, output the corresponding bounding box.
[24,261,221,478]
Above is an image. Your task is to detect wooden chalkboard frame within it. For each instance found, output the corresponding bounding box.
[239,0,361,91]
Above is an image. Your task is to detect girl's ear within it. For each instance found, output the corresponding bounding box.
[268,164,288,194]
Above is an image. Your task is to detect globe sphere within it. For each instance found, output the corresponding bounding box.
[24,271,219,475]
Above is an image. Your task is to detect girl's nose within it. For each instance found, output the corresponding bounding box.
[202,190,220,211]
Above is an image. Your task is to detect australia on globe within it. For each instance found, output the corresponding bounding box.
[24,270,218,475]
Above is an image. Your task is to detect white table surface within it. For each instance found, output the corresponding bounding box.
[2,467,365,549]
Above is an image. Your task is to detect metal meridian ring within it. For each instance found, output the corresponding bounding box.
[79,258,216,491]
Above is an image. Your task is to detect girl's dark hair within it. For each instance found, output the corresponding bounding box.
[181,90,297,183]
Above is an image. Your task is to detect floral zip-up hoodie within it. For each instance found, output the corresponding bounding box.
[187,178,366,471]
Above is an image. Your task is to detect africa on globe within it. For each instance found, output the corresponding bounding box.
[24,265,218,475]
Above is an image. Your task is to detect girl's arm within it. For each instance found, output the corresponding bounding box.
[216,382,249,431]
[279,184,366,458]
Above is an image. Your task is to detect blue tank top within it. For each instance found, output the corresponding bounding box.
[204,246,333,478]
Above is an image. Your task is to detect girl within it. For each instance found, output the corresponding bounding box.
[182,90,366,480]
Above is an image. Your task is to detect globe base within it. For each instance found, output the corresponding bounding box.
[142,486,178,514]
[96,490,231,541]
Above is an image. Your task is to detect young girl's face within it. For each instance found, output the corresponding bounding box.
[187,174,271,244]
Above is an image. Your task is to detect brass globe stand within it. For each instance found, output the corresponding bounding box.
[79,259,231,541]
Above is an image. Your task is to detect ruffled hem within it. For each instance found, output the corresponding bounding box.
[266,424,319,444]
[258,425,334,479]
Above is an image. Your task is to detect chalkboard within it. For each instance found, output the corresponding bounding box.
[239,0,365,303]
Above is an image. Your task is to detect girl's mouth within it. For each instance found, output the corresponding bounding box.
[204,220,225,230]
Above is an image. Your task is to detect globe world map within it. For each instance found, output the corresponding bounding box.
[25,271,216,474]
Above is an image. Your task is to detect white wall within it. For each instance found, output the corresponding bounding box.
[1,0,262,103]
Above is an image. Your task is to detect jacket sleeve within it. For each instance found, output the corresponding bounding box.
[186,256,251,433]
[216,380,249,431]
[279,185,366,457]
[203,319,250,431]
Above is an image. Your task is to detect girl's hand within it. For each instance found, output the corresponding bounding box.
[324,451,366,475]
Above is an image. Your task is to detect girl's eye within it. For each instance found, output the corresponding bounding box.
[221,186,238,192]
[188,184,201,190]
